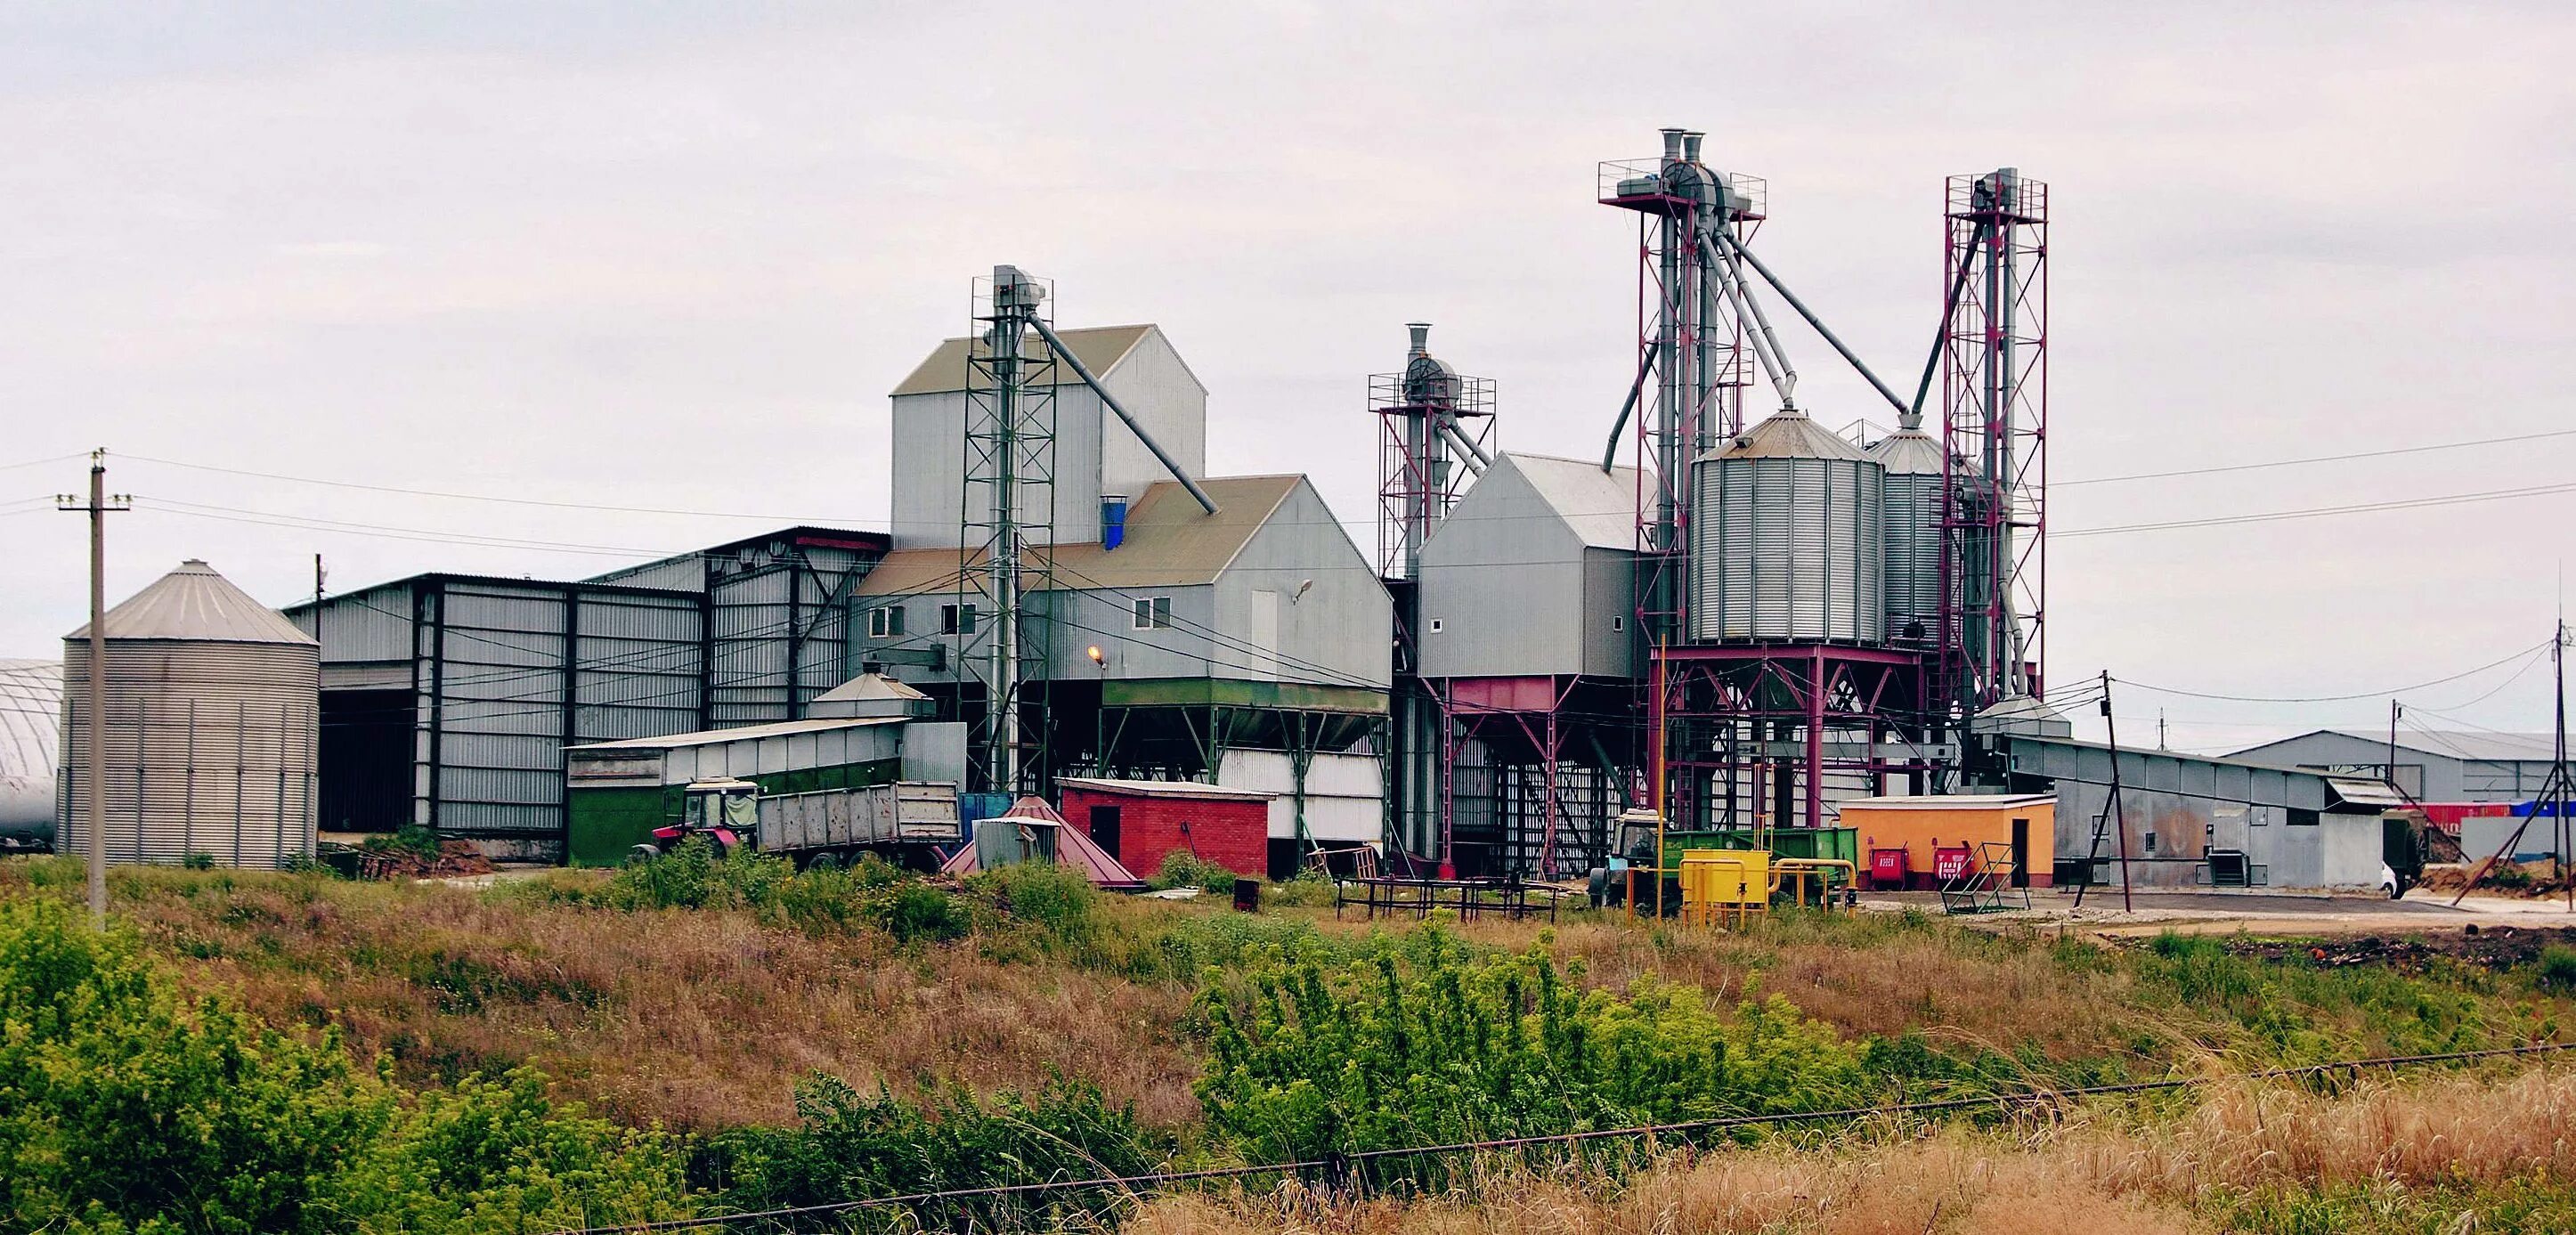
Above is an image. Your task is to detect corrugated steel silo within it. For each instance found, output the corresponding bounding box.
[59,560,320,869]
[1690,410,1885,644]
[0,660,61,847]
[1866,427,1945,646]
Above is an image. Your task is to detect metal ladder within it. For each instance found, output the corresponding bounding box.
[1940,841,2032,915]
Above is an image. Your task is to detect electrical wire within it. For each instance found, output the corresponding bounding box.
[2054,427,2576,487]
[541,1040,2576,1235]
[0,451,89,473]
[118,453,848,524]
[2113,640,2551,704]
[2056,481,2576,539]
[131,498,677,559]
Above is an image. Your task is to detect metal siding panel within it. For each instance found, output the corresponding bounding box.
[58,640,319,870]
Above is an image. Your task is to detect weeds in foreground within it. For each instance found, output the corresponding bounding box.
[1132,1068,2576,1235]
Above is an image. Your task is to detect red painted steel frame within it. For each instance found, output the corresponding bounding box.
[1652,643,1936,833]
[1938,173,2048,717]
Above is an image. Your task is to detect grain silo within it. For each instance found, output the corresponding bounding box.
[60,560,320,869]
[1866,421,1945,647]
[0,660,60,851]
[1691,409,1886,645]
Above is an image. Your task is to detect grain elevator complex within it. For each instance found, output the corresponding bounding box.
[35,126,2471,895]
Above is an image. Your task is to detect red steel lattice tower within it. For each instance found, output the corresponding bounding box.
[1939,169,2048,716]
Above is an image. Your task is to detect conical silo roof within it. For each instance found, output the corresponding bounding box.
[65,559,316,645]
[1865,427,1945,475]
[1704,409,1871,462]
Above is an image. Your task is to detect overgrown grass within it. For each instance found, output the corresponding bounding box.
[13,849,2576,1232]
[0,894,690,1234]
[1133,1068,2576,1234]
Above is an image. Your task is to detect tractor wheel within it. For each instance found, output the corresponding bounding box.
[626,843,662,865]
[804,850,841,873]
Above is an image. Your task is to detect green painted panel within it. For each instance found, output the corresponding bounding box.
[1102,677,1386,715]
[568,785,683,867]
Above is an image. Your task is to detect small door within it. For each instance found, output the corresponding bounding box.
[2010,817,2030,888]
[1089,806,1122,859]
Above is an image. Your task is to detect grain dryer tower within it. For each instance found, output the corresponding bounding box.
[1601,127,1948,838]
[59,559,320,868]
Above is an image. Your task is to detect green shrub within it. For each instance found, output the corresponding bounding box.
[1194,930,1870,1170]
[2538,945,2576,994]
[705,1075,1165,1231]
[0,895,691,1234]
[1146,850,1237,895]
[966,860,1103,955]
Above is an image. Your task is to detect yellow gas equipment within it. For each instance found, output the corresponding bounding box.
[1678,849,1768,927]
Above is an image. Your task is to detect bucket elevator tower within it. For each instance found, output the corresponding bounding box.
[960,265,1059,793]
[1599,128,1774,643]
[1375,325,1493,863]
[1938,170,2049,716]
[1599,127,1942,841]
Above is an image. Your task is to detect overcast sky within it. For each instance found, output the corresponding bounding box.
[3,2,2570,752]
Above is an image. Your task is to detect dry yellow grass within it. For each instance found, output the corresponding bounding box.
[1130,1067,2576,1233]
[34,868,1203,1132]
[1451,914,2146,1062]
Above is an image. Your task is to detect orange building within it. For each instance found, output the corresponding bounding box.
[1839,793,2055,890]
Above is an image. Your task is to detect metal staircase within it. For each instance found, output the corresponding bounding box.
[1939,841,2032,915]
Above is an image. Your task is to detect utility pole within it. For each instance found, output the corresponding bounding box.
[2556,617,2569,911]
[57,449,129,930]
[2157,710,2168,752]
[2081,670,2142,913]
[2387,699,2404,797]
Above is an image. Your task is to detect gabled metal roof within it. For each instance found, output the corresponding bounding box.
[856,475,1304,597]
[1505,453,1644,550]
[1056,776,1275,801]
[2233,728,2567,765]
[890,324,1159,397]
[68,560,316,645]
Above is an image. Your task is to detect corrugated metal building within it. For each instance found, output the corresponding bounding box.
[2225,729,2571,803]
[2005,735,2399,891]
[888,323,1207,549]
[286,527,888,861]
[1417,453,1639,680]
[1411,453,1644,875]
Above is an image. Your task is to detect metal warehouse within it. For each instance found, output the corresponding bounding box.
[2226,728,2570,804]
[287,527,886,860]
[2006,734,2405,891]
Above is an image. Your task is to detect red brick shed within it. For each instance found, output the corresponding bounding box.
[1056,777,1275,882]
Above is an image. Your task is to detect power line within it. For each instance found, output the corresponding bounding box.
[118,453,850,524]
[2057,481,2576,539]
[133,498,677,559]
[2055,427,2576,488]
[2114,640,2550,704]
[0,451,89,474]
[541,1040,2576,1235]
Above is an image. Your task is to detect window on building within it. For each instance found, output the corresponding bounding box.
[2141,830,2158,857]
[1132,596,1172,630]
[940,603,976,635]
[1427,618,1444,634]
[2288,808,2319,827]
[868,605,906,638]
[1611,615,1625,632]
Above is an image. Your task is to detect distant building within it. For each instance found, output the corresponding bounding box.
[2225,729,2569,803]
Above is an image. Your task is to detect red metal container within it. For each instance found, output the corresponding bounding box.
[1933,845,1974,882]
[1869,847,1911,889]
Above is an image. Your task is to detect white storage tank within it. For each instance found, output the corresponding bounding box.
[1690,410,1886,645]
[59,560,320,869]
[1866,424,1946,647]
[0,660,61,849]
